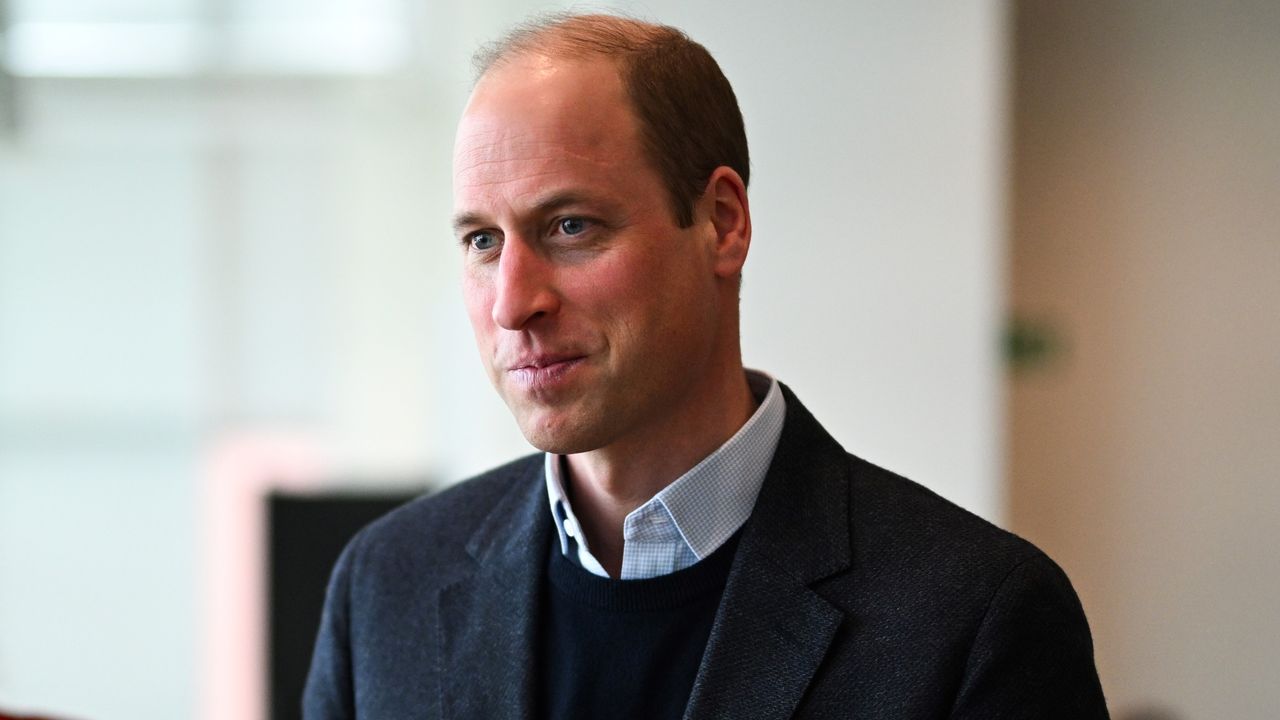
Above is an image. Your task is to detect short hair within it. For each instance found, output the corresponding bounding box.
[473,13,750,228]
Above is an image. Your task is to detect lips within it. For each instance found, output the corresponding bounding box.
[505,353,587,392]
[508,352,584,371]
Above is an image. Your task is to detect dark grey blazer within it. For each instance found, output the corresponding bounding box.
[304,385,1109,719]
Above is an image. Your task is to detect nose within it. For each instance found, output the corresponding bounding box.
[491,236,560,330]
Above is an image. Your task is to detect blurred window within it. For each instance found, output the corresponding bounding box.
[3,0,408,76]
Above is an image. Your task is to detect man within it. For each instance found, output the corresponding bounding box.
[304,13,1109,719]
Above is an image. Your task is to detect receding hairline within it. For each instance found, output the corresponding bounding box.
[470,12,682,83]
[468,11,750,229]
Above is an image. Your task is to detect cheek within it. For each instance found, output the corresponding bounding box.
[462,278,496,340]
[559,251,653,329]
[567,246,707,339]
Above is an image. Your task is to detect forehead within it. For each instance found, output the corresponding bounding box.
[452,55,647,205]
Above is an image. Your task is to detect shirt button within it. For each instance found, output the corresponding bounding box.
[564,522,576,538]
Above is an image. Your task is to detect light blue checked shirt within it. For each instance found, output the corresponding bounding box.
[544,369,786,580]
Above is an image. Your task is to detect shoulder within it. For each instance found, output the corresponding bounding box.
[833,453,1070,624]
[366,453,541,542]
[839,460,1107,714]
[848,454,1039,568]
[771,382,1053,598]
[337,454,542,586]
[847,453,1046,582]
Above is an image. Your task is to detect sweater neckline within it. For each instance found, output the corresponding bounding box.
[545,529,742,611]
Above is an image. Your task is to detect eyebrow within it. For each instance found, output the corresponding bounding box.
[451,191,617,234]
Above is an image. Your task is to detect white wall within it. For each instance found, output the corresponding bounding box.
[0,2,1007,718]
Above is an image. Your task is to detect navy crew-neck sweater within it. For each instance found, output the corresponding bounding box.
[536,530,742,720]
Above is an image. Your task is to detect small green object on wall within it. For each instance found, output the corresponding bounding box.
[1004,316,1065,372]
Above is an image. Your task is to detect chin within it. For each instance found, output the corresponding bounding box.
[514,408,611,455]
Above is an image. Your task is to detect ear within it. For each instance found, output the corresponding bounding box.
[701,166,751,279]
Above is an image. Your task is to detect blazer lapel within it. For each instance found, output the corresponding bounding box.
[684,385,853,720]
[437,459,549,720]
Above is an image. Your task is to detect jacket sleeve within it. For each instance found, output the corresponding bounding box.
[302,534,360,720]
[949,553,1110,719]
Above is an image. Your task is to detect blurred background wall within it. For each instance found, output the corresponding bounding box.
[0,0,1274,719]
[1009,2,1280,719]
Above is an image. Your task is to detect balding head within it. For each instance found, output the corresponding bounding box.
[472,13,750,228]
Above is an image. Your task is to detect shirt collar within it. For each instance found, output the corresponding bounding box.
[544,369,787,576]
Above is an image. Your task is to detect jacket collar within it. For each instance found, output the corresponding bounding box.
[435,382,852,720]
[437,457,548,720]
[682,382,852,719]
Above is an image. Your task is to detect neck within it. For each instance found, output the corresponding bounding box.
[563,360,757,578]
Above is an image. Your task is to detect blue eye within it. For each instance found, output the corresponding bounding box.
[470,232,498,251]
[559,217,587,235]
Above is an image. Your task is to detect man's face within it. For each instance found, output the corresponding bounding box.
[453,55,723,454]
